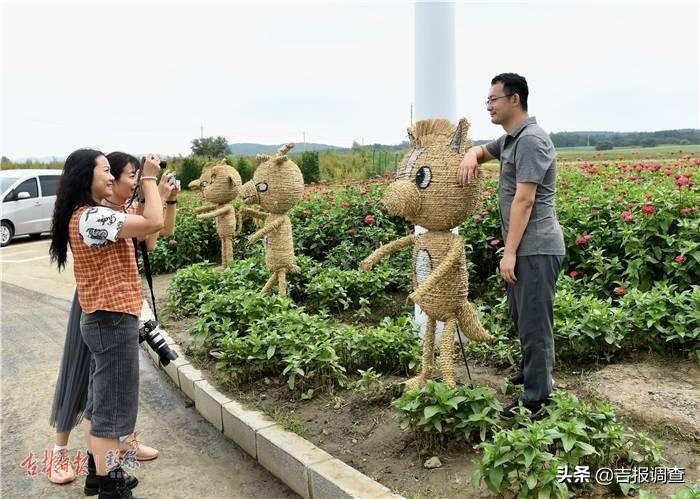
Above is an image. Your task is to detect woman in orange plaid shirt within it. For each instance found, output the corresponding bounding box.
[50,149,165,498]
[48,152,180,495]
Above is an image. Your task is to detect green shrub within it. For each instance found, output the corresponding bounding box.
[304,265,396,314]
[213,307,346,394]
[392,380,502,450]
[146,208,220,274]
[170,259,422,396]
[210,311,422,396]
[337,316,421,375]
[473,392,664,498]
[234,156,255,183]
[468,280,700,366]
[167,262,222,316]
[618,284,700,351]
[191,289,293,348]
[179,156,205,189]
[298,151,321,184]
[553,289,627,361]
[290,181,408,263]
[552,282,700,361]
[353,368,385,398]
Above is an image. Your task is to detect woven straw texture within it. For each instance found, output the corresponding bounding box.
[194,163,242,267]
[361,118,491,388]
[240,143,303,296]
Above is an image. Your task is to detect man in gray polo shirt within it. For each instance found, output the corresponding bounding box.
[457,73,565,419]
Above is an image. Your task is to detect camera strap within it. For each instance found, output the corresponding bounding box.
[134,238,158,322]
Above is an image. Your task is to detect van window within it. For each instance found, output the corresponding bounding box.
[39,175,60,197]
[14,178,39,199]
[1,177,19,193]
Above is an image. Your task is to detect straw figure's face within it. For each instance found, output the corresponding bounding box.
[240,143,303,214]
[382,118,480,231]
[199,164,242,204]
[188,164,214,192]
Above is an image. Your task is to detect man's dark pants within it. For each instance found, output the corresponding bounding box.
[507,254,564,402]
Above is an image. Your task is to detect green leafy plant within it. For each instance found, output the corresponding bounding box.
[392,380,502,450]
[353,368,385,399]
[473,392,665,498]
[337,316,421,375]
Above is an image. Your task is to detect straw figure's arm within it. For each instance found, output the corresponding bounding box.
[409,237,462,302]
[234,208,243,236]
[239,207,268,220]
[248,217,284,243]
[359,235,416,271]
[197,204,232,220]
[194,204,214,214]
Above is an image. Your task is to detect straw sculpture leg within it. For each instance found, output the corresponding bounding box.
[222,237,233,267]
[457,300,491,342]
[403,318,436,390]
[261,273,277,294]
[278,270,287,296]
[440,318,458,387]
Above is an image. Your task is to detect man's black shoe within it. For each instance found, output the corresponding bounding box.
[507,372,524,386]
[84,454,138,497]
[96,467,141,499]
[499,397,550,421]
[85,473,138,496]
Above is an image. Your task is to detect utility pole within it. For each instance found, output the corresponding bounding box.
[415,2,456,123]
[414,1,457,342]
[303,131,306,152]
[200,125,204,139]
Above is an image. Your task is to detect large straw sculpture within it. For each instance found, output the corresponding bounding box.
[360,118,491,388]
[239,143,303,296]
[189,163,242,267]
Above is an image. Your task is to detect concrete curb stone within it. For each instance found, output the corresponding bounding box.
[222,401,276,459]
[256,425,334,498]
[194,379,230,431]
[178,363,204,401]
[309,458,395,499]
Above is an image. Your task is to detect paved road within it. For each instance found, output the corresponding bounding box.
[1,238,296,498]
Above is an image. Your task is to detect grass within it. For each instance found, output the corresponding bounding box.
[260,405,309,436]
[554,144,700,161]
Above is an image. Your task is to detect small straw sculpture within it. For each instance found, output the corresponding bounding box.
[189,163,242,267]
[360,118,491,388]
[239,143,304,296]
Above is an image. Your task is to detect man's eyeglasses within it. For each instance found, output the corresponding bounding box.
[485,94,514,106]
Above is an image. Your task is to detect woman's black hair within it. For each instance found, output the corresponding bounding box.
[106,151,140,180]
[49,148,105,271]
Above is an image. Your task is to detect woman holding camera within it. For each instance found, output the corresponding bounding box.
[50,149,164,498]
[48,151,180,492]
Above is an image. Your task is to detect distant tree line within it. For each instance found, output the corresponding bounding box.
[549,129,699,149]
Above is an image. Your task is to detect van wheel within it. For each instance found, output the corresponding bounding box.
[1,221,14,247]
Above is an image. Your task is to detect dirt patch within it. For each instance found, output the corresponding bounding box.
[570,357,700,442]
[143,274,700,498]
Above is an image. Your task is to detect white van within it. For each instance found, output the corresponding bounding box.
[0,169,62,247]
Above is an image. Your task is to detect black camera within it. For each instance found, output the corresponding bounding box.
[141,156,167,169]
[139,319,178,366]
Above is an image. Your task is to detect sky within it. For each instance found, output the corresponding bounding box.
[2,0,699,159]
